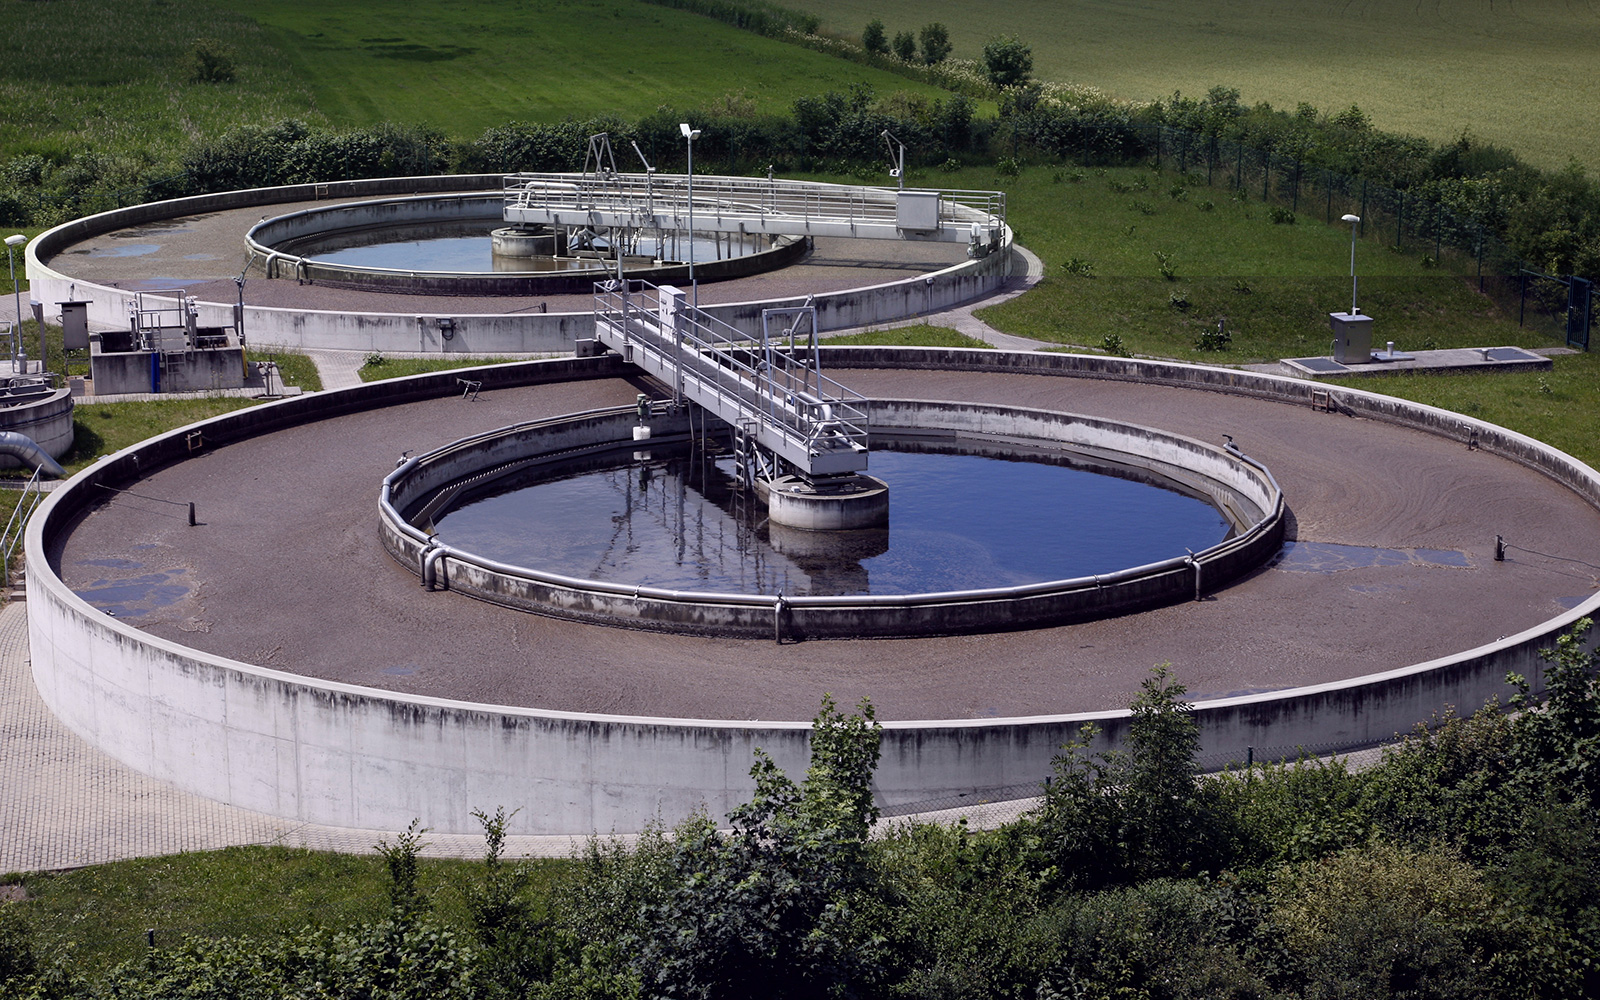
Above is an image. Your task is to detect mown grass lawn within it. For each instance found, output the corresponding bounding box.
[788,0,1600,169]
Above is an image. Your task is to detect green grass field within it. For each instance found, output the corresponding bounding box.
[954,163,1542,363]
[0,0,958,167]
[789,0,1600,170]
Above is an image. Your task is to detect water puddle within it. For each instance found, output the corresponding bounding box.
[86,243,161,258]
[73,566,193,619]
[1270,541,1472,574]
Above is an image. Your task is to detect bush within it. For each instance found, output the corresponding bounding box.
[862,19,888,54]
[892,30,916,62]
[1268,205,1297,224]
[981,36,1033,88]
[1195,320,1230,350]
[918,23,951,64]
[189,37,235,84]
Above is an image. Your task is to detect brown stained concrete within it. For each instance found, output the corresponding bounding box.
[51,368,1600,723]
[44,197,968,315]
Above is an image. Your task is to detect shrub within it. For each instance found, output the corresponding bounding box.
[1061,257,1095,277]
[892,30,916,61]
[981,36,1033,88]
[189,37,235,84]
[918,23,951,64]
[1195,320,1231,350]
[1169,290,1191,311]
[995,156,1021,177]
[1153,249,1176,279]
[1100,333,1128,356]
[861,19,888,55]
[1268,205,1297,224]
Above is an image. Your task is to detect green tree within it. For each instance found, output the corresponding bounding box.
[982,36,1033,88]
[892,30,917,62]
[862,19,888,55]
[629,696,883,1000]
[918,23,951,64]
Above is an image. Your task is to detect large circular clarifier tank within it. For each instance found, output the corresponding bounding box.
[381,398,1287,638]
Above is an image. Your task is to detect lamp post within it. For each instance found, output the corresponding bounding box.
[5,234,25,372]
[881,130,905,190]
[1341,214,1361,315]
[679,123,700,309]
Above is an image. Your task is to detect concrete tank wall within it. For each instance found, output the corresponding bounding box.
[377,399,1284,638]
[0,388,73,467]
[25,351,1600,836]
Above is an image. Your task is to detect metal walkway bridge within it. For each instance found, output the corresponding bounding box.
[594,280,869,480]
[506,172,1005,246]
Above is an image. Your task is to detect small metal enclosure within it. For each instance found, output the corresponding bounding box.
[1329,311,1374,364]
[59,300,91,351]
[895,190,942,232]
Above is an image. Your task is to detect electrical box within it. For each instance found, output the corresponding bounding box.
[1329,311,1374,364]
[895,191,941,232]
[59,300,92,350]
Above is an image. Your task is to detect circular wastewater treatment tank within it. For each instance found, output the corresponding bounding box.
[246,194,808,295]
[427,442,1233,598]
[382,399,1287,638]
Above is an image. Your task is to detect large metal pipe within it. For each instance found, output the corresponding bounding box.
[0,431,64,478]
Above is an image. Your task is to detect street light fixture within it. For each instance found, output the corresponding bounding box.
[1341,214,1361,315]
[5,234,26,373]
[679,123,701,309]
[881,130,905,190]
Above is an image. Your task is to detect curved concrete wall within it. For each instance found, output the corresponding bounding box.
[25,351,1600,836]
[246,195,807,295]
[25,175,1014,355]
[378,400,1284,638]
[0,388,73,468]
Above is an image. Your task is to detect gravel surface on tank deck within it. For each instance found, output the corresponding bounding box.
[51,368,1600,722]
[45,196,970,315]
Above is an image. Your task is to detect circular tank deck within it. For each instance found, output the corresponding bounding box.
[48,366,1600,721]
[43,194,969,316]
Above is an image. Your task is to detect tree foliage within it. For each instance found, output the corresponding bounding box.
[861,19,888,55]
[917,23,951,65]
[981,36,1033,88]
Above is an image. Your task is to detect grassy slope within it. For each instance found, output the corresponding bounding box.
[789,0,1600,170]
[962,163,1540,363]
[12,846,566,975]
[0,0,960,168]
[0,0,319,166]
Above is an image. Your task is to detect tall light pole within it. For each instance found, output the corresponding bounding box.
[881,130,905,190]
[1341,214,1361,315]
[5,235,25,372]
[679,123,700,310]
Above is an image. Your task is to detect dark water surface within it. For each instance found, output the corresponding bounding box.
[429,446,1231,597]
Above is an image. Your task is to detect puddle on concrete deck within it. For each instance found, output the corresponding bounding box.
[73,562,194,619]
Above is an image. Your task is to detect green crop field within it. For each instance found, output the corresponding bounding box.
[789,0,1600,170]
[0,0,955,165]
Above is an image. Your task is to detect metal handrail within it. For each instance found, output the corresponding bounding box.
[1,466,44,587]
[505,172,1006,231]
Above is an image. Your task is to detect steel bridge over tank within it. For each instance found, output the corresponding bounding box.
[504,172,1006,247]
[593,280,869,481]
